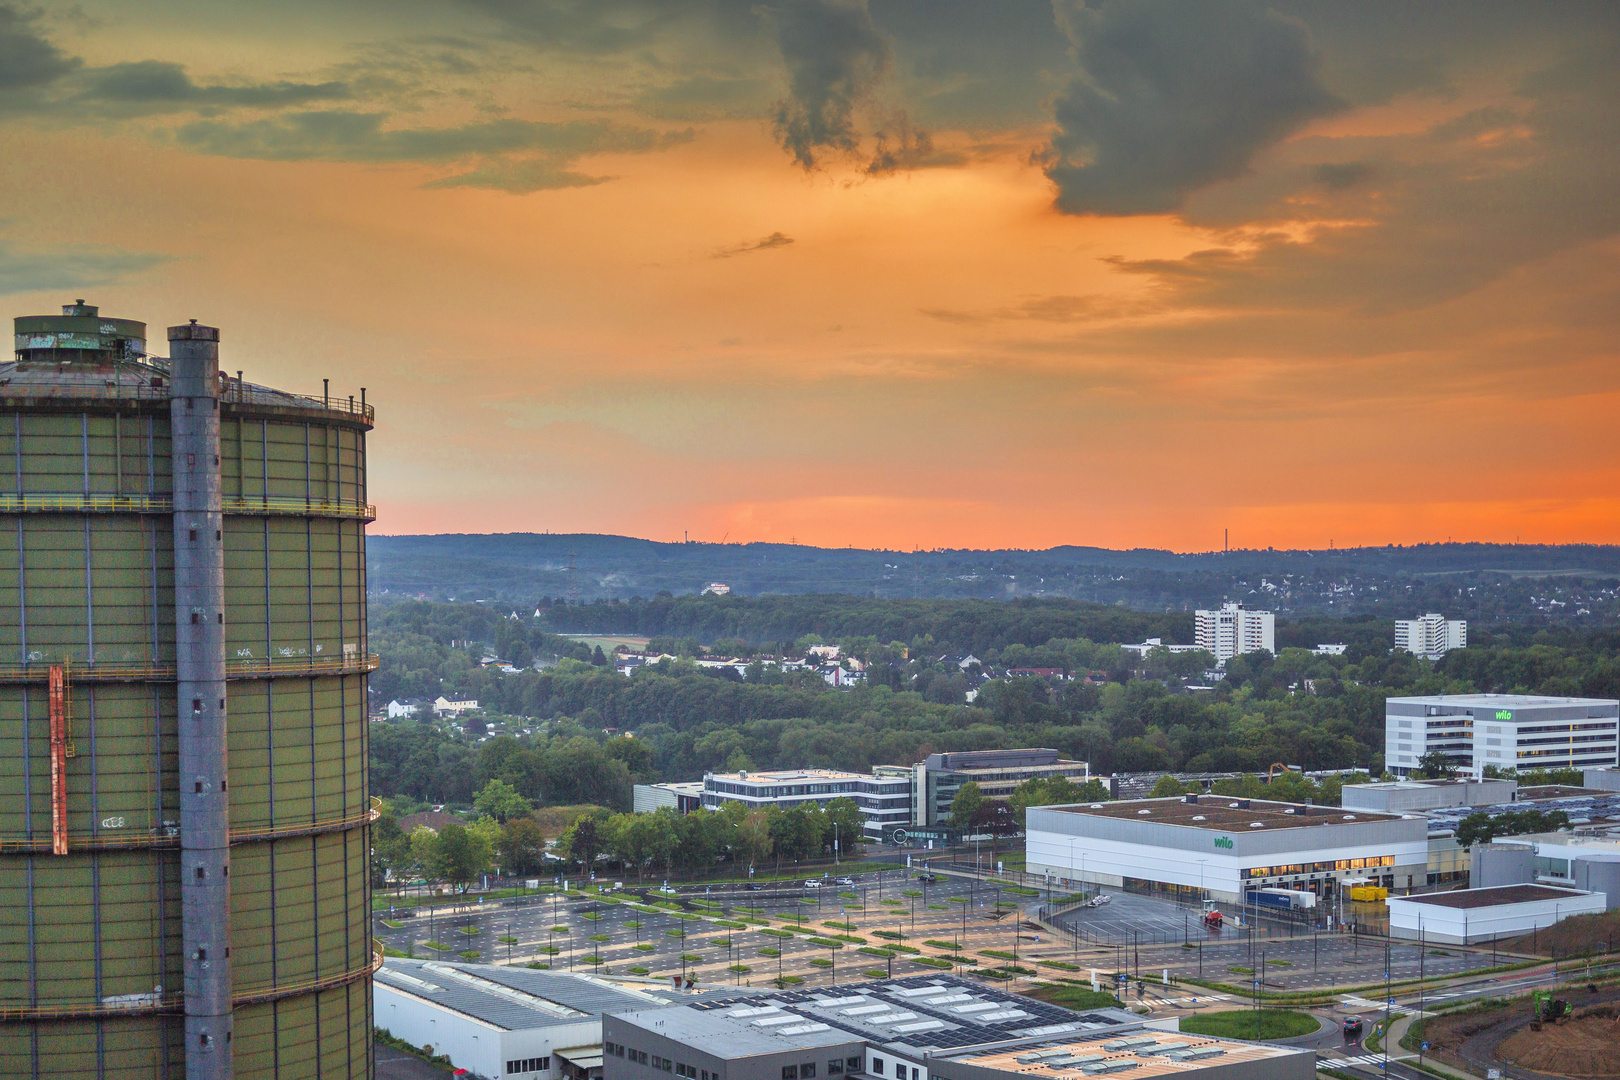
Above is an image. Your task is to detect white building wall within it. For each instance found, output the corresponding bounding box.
[1388,890,1605,944]
[1024,829,1429,906]
[374,981,598,1080]
[1195,604,1273,663]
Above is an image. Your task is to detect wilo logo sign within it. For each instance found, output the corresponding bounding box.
[1213,836,1234,849]
[1494,710,1513,721]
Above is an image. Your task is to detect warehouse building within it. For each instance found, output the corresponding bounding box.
[1341,777,1518,813]
[602,975,1310,1080]
[1385,694,1620,778]
[1387,884,1605,945]
[1471,833,1620,909]
[1026,795,1428,905]
[375,960,679,1080]
[633,782,705,814]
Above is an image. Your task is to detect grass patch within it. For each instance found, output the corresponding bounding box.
[829,934,866,944]
[1227,966,1254,975]
[628,966,650,975]
[902,889,922,897]
[673,912,702,921]
[382,945,413,958]
[872,930,905,940]
[910,956,953,969]
[1039,960,1080,971]
[633,944,655,953]
[1180,1010,1317,1040]
[924,939,961,950]
[807,937,846,948]
[712,937,733,947]
[809,958,833,968]
[422,940,452,952]
[550,925,569,934]
[758,928,793,939]
[589,934,610,942]
[1023,983,1120,1011]
[774,975,805,986]
[860,946,897,958]
[680,953,702,963]
[580,911,603,921]
[947,896,970,904]
[863,968,891,978]
[715,920,747,930]
[538,945,561,955]
[624,920,642,929]
[665,929,687,938]
[581,954,604,964]
[380,919,404,929]
[838,892,859,900]
[759,948,781,958]
[823,921,859,931]
[526,962,550,970]
[1270,959,1292,968]
[927,904,950,911]
[880,899,903,906]
[498,936,518,945]
[729,964,752,974]
[456,926,480,936]
[732,907,766,915]
[459,950,481,960]
[980,949,1019,961]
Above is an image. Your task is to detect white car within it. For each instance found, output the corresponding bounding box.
[656,885,680,895]
[804,879,825,889]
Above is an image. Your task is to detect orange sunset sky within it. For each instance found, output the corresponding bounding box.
[2,1,1617,552]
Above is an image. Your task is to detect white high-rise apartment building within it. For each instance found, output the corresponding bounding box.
[1195,602,1274,662]
[1395,613,1467,659]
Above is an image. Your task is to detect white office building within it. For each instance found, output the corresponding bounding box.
[1386,694,1620,778]
[700,768,913,843]
[1395,613,1467,659]
[1194,603,1274,663]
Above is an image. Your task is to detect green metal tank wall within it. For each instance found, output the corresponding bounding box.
[0,402,373,1078]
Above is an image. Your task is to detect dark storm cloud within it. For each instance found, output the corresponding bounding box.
[1043,0,1345,216]
[769,0,893,169]
[0,5,79,92]
[84,61,350,111]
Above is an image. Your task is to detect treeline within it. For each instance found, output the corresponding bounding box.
[528,594,1192,653]
[367,599,1620,810]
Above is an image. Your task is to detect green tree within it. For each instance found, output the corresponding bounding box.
[437,823,488,890]
[498,817,547,875]
[824,797,864,856]
[371,812,410,890]
[560,810,609,871]
[474,778,532,822]
[1148,774,1188,798]
[409,825,444,883]
[1415,750,1456,780]
[950,781,985,829]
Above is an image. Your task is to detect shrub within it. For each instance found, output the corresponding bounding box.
[633,944,654,952]
[459,950,481,960]
[498,936,518,945]
[680,953,702,963]
[628,966,650,975]
[807,938,845,949]
[924,940,961,950]
[871,930,904,940]
[910,957,952,969]
[809,958,833,968]
[759,948,781,958]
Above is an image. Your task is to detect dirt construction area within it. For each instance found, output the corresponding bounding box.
[1419,989,1620,1080]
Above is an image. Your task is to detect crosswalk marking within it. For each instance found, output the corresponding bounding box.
[1341,996,1415,1015]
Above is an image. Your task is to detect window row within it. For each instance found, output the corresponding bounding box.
[507,1057,551,1074]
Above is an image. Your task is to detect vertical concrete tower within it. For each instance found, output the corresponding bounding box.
[0,302,376,1078]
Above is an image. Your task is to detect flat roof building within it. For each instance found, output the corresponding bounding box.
[375,959,678,1080]
[913,749,1089,829]
[700,769,912,844]
[634,782,706,814]
[1386,694,1620,778]
[1341,778,1518,813]
[1394,614,1466,660]
[1387,884,1605,944]
[602,976,1310,1080]
[1027,795,1428,905]
[1194,603,1273,663]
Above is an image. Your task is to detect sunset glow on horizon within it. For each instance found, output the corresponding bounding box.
[4,1,1617,553]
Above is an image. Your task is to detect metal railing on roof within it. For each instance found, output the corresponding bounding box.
[0,373,374,424]
[0,798,381,855]
[0,493,376,520]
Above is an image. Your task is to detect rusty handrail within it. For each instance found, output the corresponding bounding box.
[0,653,378,685]
[0,493,375,520]
[0,380,374,424]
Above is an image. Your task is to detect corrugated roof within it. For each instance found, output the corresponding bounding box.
[377,959,667,1031]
